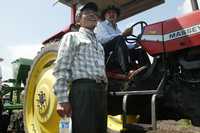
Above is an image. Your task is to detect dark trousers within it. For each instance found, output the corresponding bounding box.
[70,79,107,133]
[103,36,130,73]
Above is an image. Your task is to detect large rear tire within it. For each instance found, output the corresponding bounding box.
[23,44,61,133]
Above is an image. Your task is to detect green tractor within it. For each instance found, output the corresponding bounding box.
[0,58,32,132]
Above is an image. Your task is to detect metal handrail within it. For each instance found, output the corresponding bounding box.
[110,72,167,131]
[109,90,158,96]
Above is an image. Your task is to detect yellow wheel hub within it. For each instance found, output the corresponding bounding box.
[34,68,55,123]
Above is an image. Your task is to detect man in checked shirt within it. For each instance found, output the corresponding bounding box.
[53,2,107,133]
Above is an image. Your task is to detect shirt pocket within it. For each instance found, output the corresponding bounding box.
[76,40,92,59]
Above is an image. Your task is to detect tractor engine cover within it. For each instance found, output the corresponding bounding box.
[141,10,200,56]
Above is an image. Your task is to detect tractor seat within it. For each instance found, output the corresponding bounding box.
[106,66,147,81]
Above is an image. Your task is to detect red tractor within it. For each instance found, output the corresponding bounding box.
[23,0,200,132]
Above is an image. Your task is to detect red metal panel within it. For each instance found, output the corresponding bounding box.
[141,22,163,56]
[141,41,164,56]
[164,11,200,53]
[163,10,200,34]
[143,22,163,35]
[140,10,200,56]
[164,34,200,52]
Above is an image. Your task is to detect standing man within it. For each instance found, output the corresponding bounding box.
[95,5,133,74]
[53,2,107,133]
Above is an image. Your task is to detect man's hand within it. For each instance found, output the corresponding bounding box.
[122,27,133,36]
[57,102,72,117]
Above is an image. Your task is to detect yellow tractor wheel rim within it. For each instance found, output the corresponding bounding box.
[24,50,61,133]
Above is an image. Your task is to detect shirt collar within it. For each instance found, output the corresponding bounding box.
[79,27,95,37]
[104,20,118,29]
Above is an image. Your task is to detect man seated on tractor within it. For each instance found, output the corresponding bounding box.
[94,5,134,77]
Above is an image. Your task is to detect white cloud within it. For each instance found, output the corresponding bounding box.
[0,43,41,80]
[178,0,193,14]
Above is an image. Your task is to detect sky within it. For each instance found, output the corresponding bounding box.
[0,0,198,79]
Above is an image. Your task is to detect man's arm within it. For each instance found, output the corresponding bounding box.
[53,34,75,103]
[53,33,76,117]
[122,27,133,36]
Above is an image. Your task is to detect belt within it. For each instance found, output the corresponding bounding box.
[72,79,108,92]
[73,78,107,85]
[95,78,106,84]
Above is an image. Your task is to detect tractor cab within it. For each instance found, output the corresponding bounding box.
[43,0,165,81]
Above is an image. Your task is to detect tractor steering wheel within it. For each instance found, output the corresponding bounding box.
[125,21,148,44]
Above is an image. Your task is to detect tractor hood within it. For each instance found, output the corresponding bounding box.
[57,0,165,21]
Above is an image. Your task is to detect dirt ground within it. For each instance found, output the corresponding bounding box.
[108,120,200,133]
[148,120,200,133]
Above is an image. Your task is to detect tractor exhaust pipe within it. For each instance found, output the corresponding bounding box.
[191,0,199,10]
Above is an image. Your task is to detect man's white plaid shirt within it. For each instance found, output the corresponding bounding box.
[53,27,107,103]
